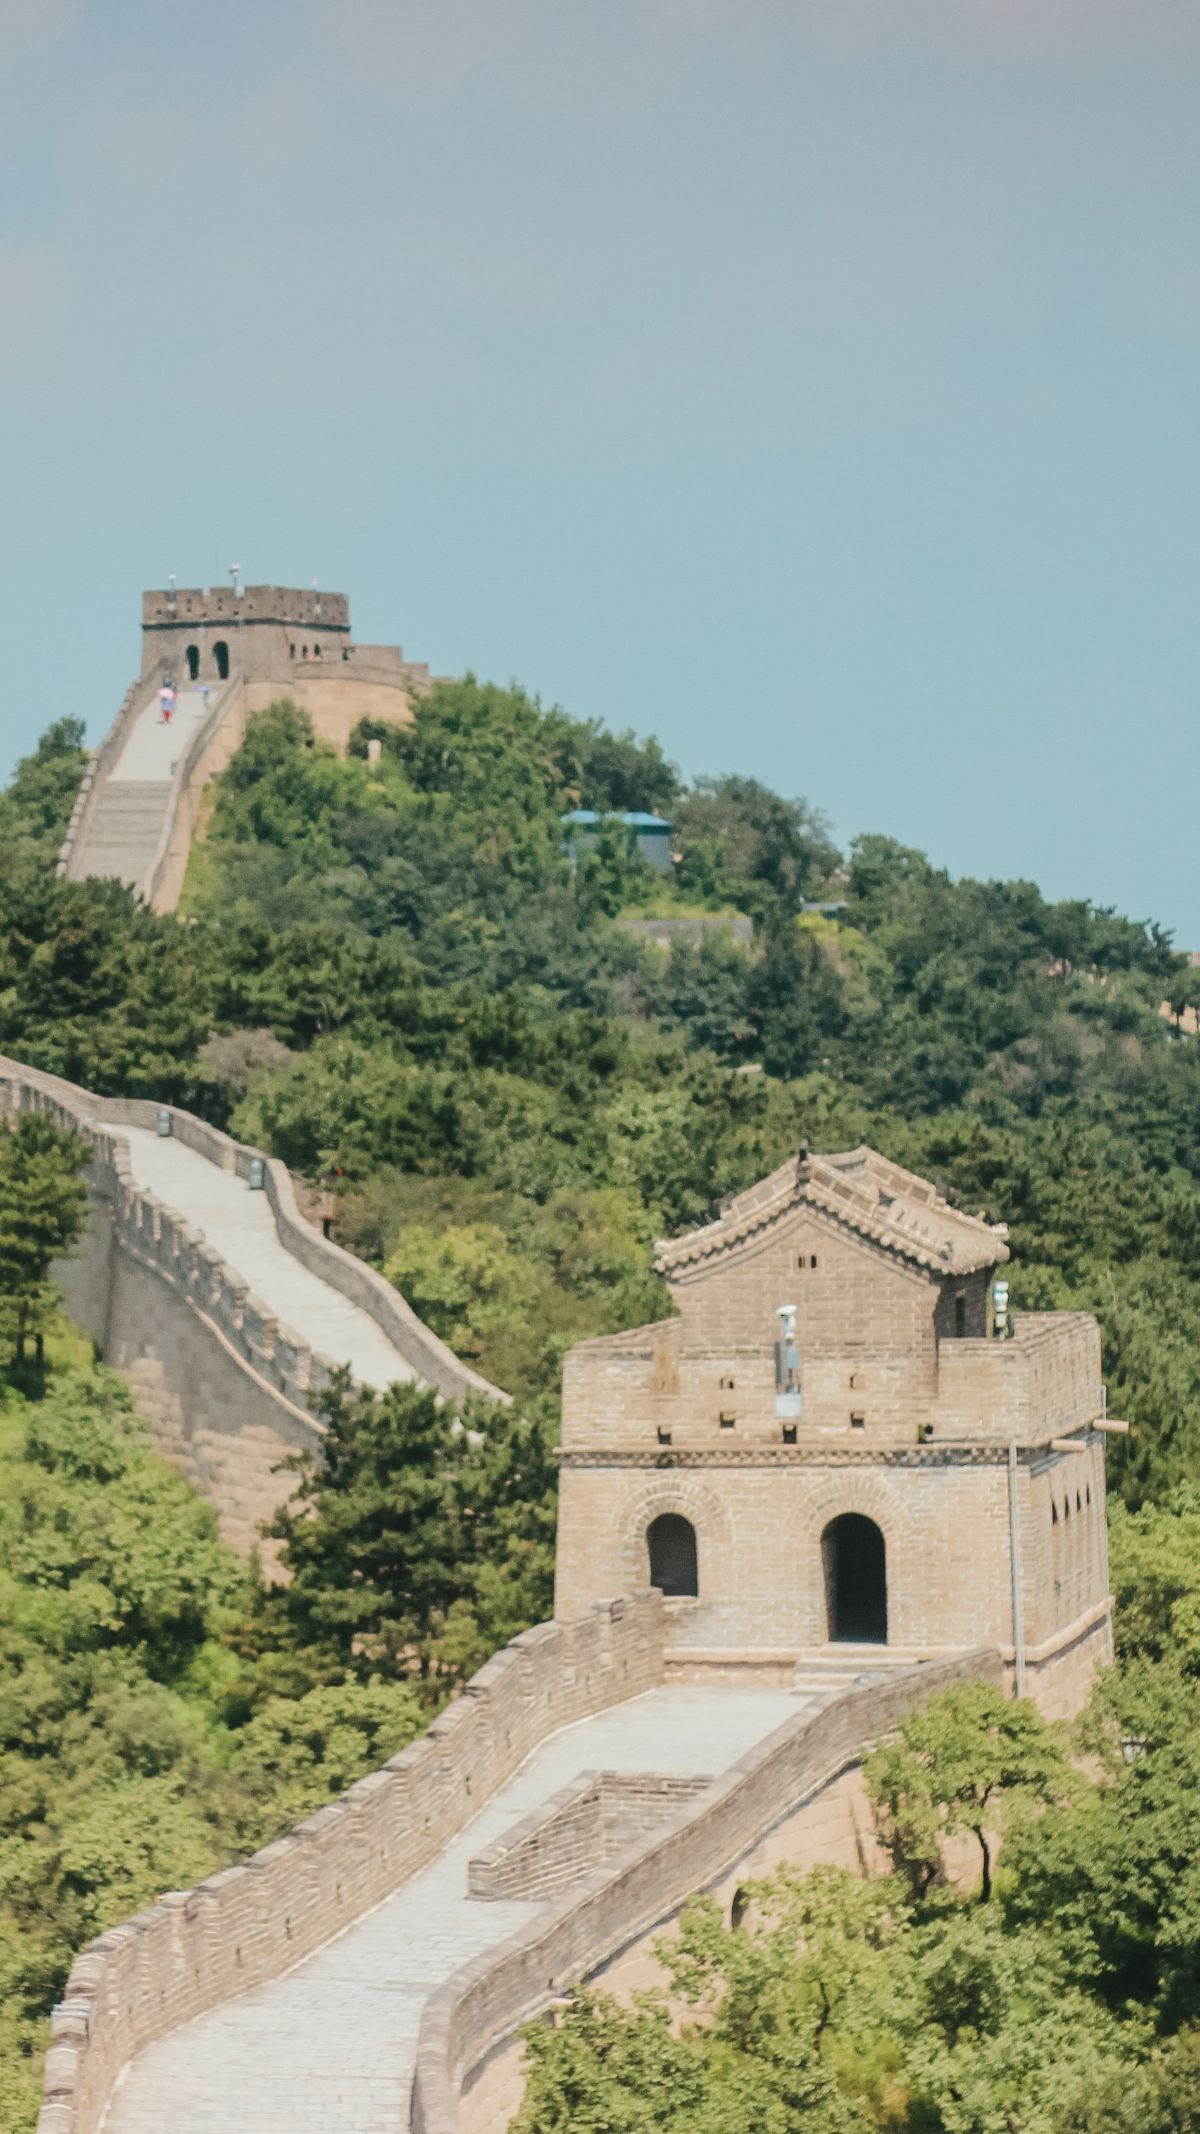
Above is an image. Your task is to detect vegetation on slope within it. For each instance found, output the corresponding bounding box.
[0,1344,428,2126]
[3,678,1200,2124]
[8,692,1199,1482]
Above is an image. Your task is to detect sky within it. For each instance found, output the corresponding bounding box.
[2,1,1198,935]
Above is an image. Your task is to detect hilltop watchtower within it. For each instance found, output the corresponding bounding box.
[61,584,442,913]
[142,585,352,684]
[556,1145,1115,1716]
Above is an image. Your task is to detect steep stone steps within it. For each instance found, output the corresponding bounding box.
[792,1646,947,1694]
[70,780,174,889]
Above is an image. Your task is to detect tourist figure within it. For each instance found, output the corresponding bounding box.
[158,679,176,724]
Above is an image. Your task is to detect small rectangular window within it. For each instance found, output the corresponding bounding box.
[810,1254,819,1269]
[850,1413,866,1431]
[719,1412,736,1429]
[656,1425,672,1446]
[782,1422,798,1445]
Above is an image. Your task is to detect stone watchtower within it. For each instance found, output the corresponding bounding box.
[139,584,434,751]
[556,1146,1116,1716]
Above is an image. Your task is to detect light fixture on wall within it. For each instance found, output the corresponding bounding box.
[774,1303,803,1420]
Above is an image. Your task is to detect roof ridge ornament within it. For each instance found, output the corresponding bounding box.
[796,1142,812,1188]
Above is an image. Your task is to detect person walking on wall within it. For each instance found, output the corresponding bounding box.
[158,678,177,724]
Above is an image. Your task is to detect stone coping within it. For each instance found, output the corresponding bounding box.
[559,1434,1104,1469]
[410,1646,1003,2134]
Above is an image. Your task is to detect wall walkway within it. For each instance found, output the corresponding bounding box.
[0,1057,504,1552]
[60,678,235,903]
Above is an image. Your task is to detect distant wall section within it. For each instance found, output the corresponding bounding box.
[0,1057,504,1560]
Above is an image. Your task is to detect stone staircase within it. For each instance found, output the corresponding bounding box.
[792,1645,943,1696]
[71,779,175,889]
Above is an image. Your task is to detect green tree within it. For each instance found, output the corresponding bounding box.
[866,1682,1075,1902]
[270,1373,553,1689]
[0,1115,89,1366]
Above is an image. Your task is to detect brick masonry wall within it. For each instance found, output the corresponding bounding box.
[557,1191,1110,1675]
[556,1452,1112,1663]
[414,1648,1005,2134]
[467,1775,709,1903]
[38,1596,667,2134]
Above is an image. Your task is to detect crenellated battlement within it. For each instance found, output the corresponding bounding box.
[142,585,350,631]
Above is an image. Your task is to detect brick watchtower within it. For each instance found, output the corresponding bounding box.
[141,584,351,684]
[556,1146,1116,1717]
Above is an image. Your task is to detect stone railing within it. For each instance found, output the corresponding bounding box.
[0,1056,505,1412]
[411,1646,1004,2134]
[142,676,238,911]
[38,1594,666,2134]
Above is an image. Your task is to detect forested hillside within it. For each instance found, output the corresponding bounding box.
[4,687,1200,2128]
[5,692,1200,1488]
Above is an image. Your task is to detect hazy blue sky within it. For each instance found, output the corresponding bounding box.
[2,2,1197,933]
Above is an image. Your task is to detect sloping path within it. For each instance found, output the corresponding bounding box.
[101,1683,804,2134]
[117,1124,422,1390]
[69,684,226,891]
[108,685,215,782]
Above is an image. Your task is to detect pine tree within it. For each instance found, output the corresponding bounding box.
[0,1112,90,1367]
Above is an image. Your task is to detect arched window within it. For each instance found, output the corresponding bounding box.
[821,1513,887,1644]
[185,644,199,681]
[647,1513,698,1598]
[213,640,230,680]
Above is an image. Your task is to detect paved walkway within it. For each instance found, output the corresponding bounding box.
[101,1683,804,2134]
[110,685,218,781]
[116,1124,421,1390]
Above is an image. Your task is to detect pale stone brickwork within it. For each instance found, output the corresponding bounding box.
[38,1597,667,2134]
[466,1774,711,1902]
[417,1648,1002,2134]
[557,1144,1114,1713]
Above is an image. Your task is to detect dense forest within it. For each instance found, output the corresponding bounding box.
[3,689,1200,2127]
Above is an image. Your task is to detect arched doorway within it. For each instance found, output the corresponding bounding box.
[213,640,230,680]
[821,1514,887,1643]
[647,1513,698,1598]
[186,644,199,681]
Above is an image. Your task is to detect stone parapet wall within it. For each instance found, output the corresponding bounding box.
[412,1647,1004,2134]
[935,1312,1101,1442]
[37,1595,666,2134]
[0,1055,505,1549]
[467,1774,709,1903]
[0,1055,503,1413]
[142,675,239,911]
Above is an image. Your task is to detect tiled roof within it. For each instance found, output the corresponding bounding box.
[654,1144,1010,1279]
